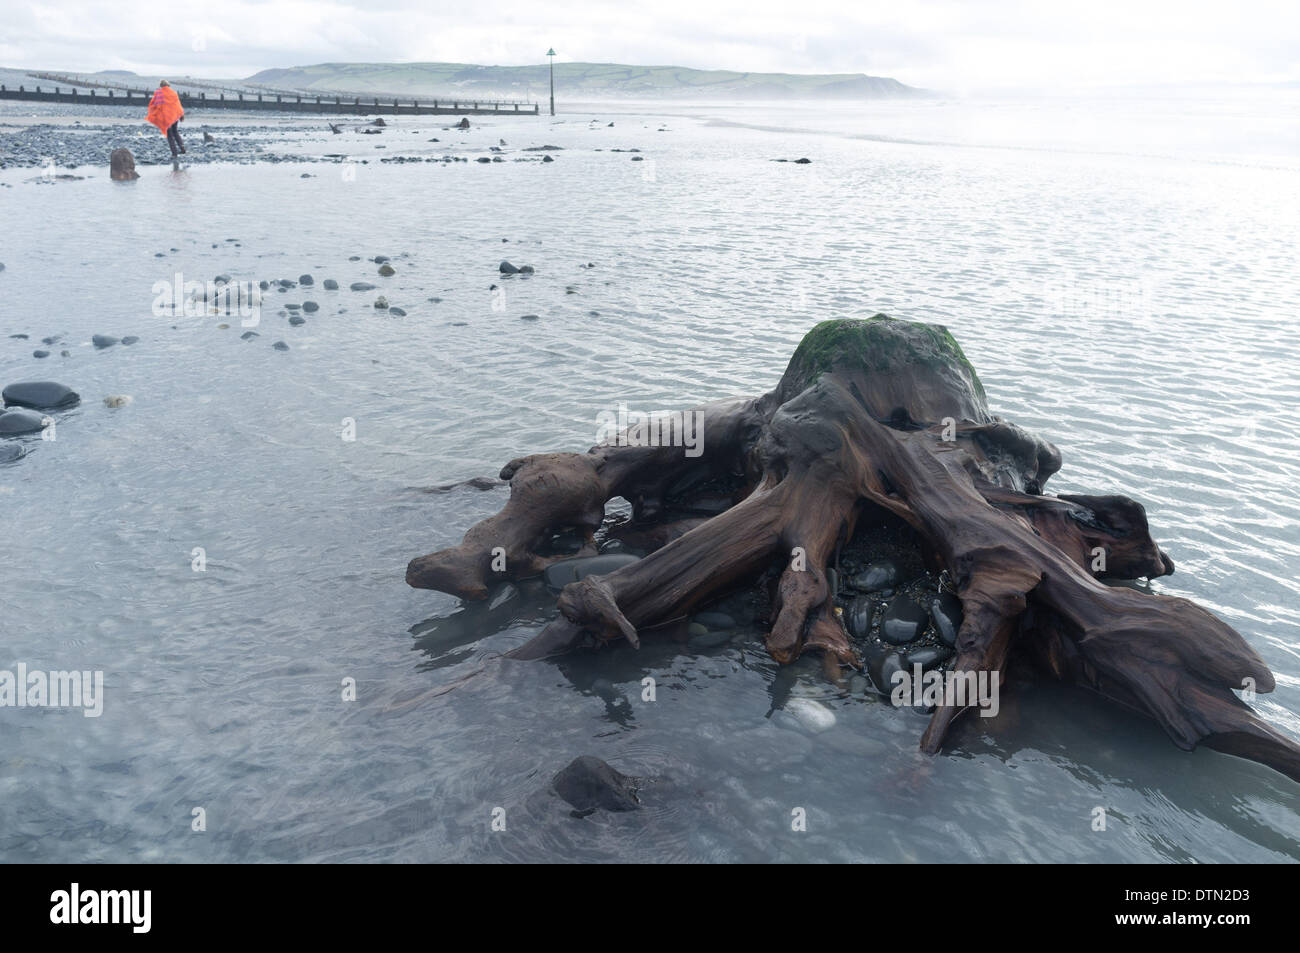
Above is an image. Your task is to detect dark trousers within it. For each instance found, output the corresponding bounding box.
[166,122,185,156]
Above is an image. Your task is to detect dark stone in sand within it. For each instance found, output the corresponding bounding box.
[631,156,644,161]
[272,341,289,351]
[520,313,539,321]
[543,553,641,592]
[259,280,270,290]
[930,592,963,647]
[551,756,638,814]
[904,645,953,671]
[542,155,554,163]
[846,596,875,640]
[32,350,49,359]
[476,157,491,163]
[288,315,305,326]
[121,336,139,346]
[0,443,25,464]
[850,560,900,593]
[378,264,395,276]
[457,118,471,130]
[110,148,139,181]
[499,261,519,274]
[880,595,928,645]
[10,334,26,340]
[299,274,314,285]
[3,381,79,410]
[350,282,376,291]
[388,307,407,316]
[240,331,258,340]
[0,409,49,434]
[794,157,812,164]
[322,279,338,290]
[92,334,118,349]
[285,303,301,311]
[302,301,319,313]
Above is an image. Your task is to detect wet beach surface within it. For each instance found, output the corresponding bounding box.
[1,98,1298,862]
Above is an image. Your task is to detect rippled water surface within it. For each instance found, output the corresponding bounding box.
[2,96,1298,862]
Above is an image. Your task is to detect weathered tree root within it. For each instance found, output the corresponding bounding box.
[407,316,1300,784]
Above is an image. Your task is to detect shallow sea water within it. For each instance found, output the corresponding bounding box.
[1,96,1298,862]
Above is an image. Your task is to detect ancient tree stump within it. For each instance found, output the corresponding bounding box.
[406,316,1300,783]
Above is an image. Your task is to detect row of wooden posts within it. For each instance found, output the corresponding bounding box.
[0,84,539,116]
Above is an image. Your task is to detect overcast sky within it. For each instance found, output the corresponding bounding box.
[4,0,1297,94]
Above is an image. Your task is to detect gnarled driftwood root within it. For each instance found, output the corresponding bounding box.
[406,316,1300,784]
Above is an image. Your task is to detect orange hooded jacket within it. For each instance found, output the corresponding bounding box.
[146,86,184,135]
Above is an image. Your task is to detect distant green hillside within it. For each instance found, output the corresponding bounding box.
[244,62,926,100]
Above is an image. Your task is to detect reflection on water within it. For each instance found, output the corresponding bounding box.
[0,96,1297,862]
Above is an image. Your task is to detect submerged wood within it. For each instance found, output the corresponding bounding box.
[406,315,1300,783]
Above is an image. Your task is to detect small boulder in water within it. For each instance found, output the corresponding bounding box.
[551,756,639,815]
[92,334,119,349]
[783,697,836,733]
[3,381,80,410]
[499,261,519,274]
[350,282,376,292]
[299,274,314,285]
[378,264,395,277]
[0,443,26,464]
[110,148,140,181]
[103,394,132,408]
[322,279,339,290]
[693,611,736,630]
[543,553,641,592]
[0,409,50,434]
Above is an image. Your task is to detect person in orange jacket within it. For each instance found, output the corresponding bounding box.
[146,80,186,157]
